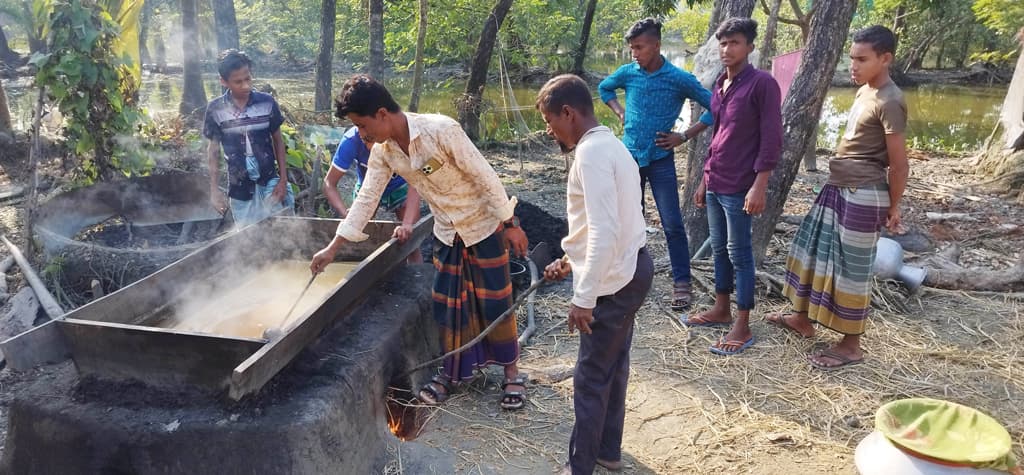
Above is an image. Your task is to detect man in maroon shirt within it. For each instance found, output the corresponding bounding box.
[685,17,782,356]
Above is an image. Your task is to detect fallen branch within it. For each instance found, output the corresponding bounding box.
[926,212,976,222]
[920,245,963,272]
[1,235,64,319]
[923,258,1024,292]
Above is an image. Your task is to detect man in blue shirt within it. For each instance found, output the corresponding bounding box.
[323,126,422,263]
[204,49,294,227]
[598,18,714,311]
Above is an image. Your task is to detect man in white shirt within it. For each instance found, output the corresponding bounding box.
[538,74,653,475]
[310,75,531,410]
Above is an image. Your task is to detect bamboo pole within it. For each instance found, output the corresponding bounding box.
[1,235,64,319]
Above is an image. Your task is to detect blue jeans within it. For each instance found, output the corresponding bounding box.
[638,156,691,284]
[229,177,295,228]
[705,191,755,310]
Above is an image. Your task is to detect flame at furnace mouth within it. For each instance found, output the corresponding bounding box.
[385,395,423,441]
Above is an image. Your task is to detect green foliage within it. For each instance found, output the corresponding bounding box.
[280,123,314,172]
[664,5,712,47]
[223,0,702,75]
[969,49,1020,66]
[235,0,321,61]
[973,0,1024,37]
[854,0,1017,69]
[31,0,147,182]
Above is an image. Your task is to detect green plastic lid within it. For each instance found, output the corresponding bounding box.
[876,398,1018,472]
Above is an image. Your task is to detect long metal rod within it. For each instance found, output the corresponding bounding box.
[402,278,543,377]
[403,254,567,377]
[264,273,318,339]
[517,259,539,345]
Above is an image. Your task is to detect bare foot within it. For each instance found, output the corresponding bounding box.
[765,312,815,338]
[687,304,732,325]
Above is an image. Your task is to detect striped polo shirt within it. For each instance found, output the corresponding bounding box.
[202,91,284,200]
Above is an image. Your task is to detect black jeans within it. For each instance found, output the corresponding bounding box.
[568,248,654,474]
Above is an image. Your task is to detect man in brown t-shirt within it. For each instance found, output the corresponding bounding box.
[767,26,909,370]
[829,80,907,187]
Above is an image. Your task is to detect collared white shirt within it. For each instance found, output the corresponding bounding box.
[562,126,647,309]
[336,113,516,247]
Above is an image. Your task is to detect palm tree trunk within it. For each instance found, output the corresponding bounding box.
[314,0,338,112]
[212,0,240,52]
[368,0,385,79]
[408,0,428,112]
[571,0,597,76]
[457,0,514,141]
[179,0,208,119]
[757,0,782,70]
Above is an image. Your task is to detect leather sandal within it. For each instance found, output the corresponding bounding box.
[500,374,528,410]
[671,281,693,311]
[418,375,451,405]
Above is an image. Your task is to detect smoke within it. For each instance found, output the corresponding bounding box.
[137,216,356,341]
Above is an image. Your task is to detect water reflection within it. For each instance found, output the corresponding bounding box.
[3,71,1007,152]
[819,85,1005,152]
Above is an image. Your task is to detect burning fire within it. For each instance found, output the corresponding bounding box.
[386,397,419,441]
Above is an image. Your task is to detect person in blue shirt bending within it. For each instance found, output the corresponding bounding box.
[323,126,423,263]
[598,18,714,311]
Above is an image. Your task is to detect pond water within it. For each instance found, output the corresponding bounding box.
[3,65,1006,152]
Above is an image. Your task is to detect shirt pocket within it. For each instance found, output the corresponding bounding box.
[722,92,750,124]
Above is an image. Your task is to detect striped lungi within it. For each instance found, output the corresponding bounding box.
[432,231,519,382]
[782,183,890,335]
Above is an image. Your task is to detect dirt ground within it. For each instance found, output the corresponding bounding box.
[2,142,1023,474]
[385,145,1024,474]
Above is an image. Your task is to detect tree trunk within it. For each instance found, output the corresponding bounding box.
[212,0,240,53]
[757,0,782,70]
[682,0,757,256]
[154,28,167,72]
[408,0,428,112]
[572,0,598,76]
[0,24,20,65]
[314,0,337,112]
[891,5,906,52]
[179,0,207,119]
[21,2,44,55]
[750,0,859,264]
[368,0,385,80]
[457,0,514,141]
[0,79,12,136]
[956,28,972,69]
[970,40,1024,201]
[25,87,44,261]
[138,0,153,65]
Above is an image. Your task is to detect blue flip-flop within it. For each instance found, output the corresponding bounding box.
[679,314,732,328]
[709,336,755,356]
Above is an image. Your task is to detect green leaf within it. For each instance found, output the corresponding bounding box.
[286,149,305,169]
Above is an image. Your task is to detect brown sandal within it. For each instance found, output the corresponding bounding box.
[671,281,693,311]
[418,375,451,405]
[500,374,528,410]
